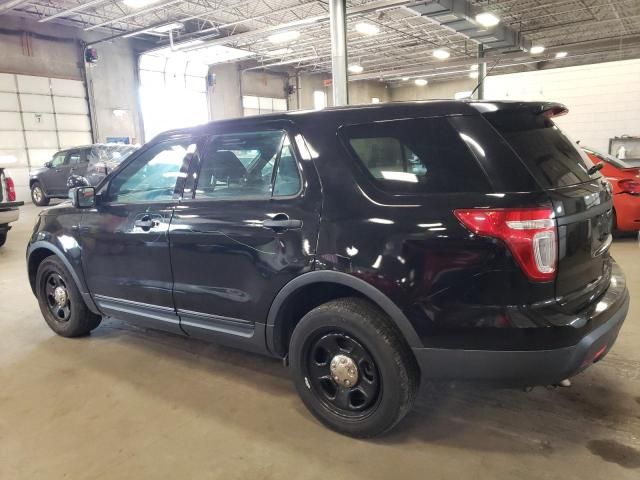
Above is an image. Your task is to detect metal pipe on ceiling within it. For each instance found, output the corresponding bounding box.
[0,0,31,14]
[38,0,108,23]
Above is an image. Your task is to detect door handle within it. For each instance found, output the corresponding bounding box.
[262,214,302,230]
[134,216,156,231]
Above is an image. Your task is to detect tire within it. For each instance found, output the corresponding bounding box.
[289,297,420,438]
[31,182,50,206]
[0,231,6,247]
[35,256,101,337]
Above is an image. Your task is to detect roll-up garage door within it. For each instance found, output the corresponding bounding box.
[0,73,92,199]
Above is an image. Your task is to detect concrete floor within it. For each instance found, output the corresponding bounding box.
[1,203,639,480]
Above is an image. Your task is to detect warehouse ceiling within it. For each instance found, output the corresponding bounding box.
[5,0,640,83]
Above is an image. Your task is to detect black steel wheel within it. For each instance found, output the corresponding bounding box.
[305,332,380,417]
[289,297,419,438]
[43,272,71,322]
[36,256,101,337]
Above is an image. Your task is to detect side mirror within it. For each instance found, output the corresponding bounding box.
[69,186,96,208]
[44,161,52,168]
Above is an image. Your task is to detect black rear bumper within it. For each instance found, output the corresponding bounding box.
[413,263,629,385]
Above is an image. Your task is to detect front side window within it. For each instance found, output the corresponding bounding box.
[340,118,491,194]
[50,152,66,167]
[195,130,300,199]
[108,139,196,203]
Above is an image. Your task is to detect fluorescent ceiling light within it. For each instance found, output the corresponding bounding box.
[555,51,568,59]
[401,77,409,81]
[415,78,428,86]
[187,45,254,64]
[123,0,162,8]
[530,45,545,54]
[355,22,380,36]
[267,30,300,44]
[154,22,184,33]
[174,39,205,50]
[266,48,293,56]
[475,12,500,28]
[469,71,479,79]
[433,49,450,60]
[348,64,364,74]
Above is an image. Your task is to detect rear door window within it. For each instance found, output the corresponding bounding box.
[340,117,491,194]
[484,110,595,188]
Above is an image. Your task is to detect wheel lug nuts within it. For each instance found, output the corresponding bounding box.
[333,376,339,381]
[340,358,346,364]
[345,380,350,386]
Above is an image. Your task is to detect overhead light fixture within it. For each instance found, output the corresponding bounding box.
[555,51,568,59]
[415,78,428,86]
[266,48,293,56]
[530,45,545,54]
[402,77,410,81]
[348,64,364,74]
[470,64,478,71]
[469,71,479,79]
[475,12,500,28]
[123,0,162,8]
[433,49,450,60]
[267,30,300,44]
[153,22,184,33]
[355,22,380,36]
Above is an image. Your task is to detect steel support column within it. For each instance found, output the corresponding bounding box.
[329,0,348,106]
[477,44,486,100]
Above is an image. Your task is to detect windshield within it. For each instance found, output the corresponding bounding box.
[485,110,597,188]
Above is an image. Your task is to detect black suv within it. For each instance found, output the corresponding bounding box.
[27,101,629,437]
[29,144,138,206]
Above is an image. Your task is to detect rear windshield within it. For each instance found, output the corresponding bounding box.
[339,117,491,194]
[484,110,595,188]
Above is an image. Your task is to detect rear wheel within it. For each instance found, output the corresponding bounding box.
[36,256,101,337]
[289,297,419,438]
[0,230,6,247]
[31,182,50,206]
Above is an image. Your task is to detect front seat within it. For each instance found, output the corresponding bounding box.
[199,150,247,194]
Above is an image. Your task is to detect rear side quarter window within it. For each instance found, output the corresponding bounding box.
[339,117,492,194]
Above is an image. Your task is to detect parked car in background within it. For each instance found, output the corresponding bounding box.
[583,146,640,232]
[29,144,138,206]
[0,168,24,247]
[28,101,629,437]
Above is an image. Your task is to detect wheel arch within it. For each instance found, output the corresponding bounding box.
[265,270,422,357]
[27,241,100,315]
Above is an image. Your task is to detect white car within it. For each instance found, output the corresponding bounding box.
[0,168,23,247]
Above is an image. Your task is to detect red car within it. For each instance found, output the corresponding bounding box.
[583,146,640,232]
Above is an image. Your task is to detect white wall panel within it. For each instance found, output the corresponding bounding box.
[53,96,89,115]
[22,112,56,131]
[19,94,54,113]
[0,73,17,93]
[0,148,27,167]
[16,75,51,95]
[0,112,21,130]
[56,114,91,131]
[0,92,19,111]
[58,131,91,148]
[25,130,58,149]
[485,58,640,152]
[0,131,25,149]
[50,78,85,98]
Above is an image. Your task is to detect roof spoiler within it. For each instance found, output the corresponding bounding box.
[534,103,569,118]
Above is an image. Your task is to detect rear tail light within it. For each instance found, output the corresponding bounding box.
[454,207,557,282]
[618,179,640,195]
[5,176,16,202]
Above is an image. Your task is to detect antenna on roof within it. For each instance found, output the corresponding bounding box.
[469,56,502,100]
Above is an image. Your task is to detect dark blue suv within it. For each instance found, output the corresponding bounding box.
[27,101,629,437]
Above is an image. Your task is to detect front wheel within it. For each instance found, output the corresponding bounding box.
[36,256,101,337]
[31,182,50,206]
[289,298,420,438]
